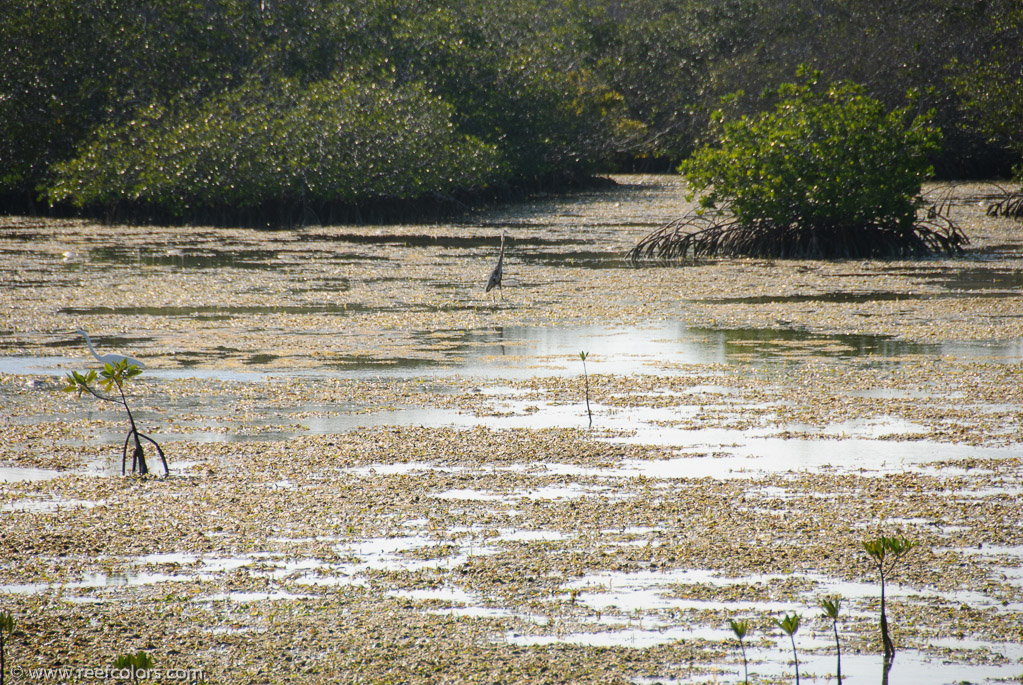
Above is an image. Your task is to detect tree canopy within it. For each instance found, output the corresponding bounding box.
[628,71,967,260]
[1,0,1020,223]
[684,74,940,235]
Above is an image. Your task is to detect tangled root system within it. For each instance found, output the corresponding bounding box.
[626,200,967,262]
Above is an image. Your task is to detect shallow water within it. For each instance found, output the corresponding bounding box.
[5,320,1023,380]
[5,314,1020,482]
[2,178,1022,682]
[633,647,1023,684]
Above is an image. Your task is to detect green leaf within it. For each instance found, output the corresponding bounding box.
[773,613,800,636]
[728,617,749,640]
[818,596,841,620]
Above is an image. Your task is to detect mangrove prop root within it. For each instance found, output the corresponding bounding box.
[988,190,1023,218]
[122,431,168,476]
[626,202,967,262]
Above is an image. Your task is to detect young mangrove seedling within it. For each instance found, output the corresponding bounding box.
[579,351,593,427]
[728,618,751,684]
[64,359,168,476]
[819,595,843,683]
[863,535,916,662]
[114,651,153,684]
[0,611,14,685]
[774,613,801,685]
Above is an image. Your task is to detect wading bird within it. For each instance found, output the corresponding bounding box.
[76,329,145,369]
[485,230,506,298]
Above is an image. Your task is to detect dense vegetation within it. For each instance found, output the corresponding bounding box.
[949,5,1023,217]
[1,0,1020,223]
[628,71,967,259]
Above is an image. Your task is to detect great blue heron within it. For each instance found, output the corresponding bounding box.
[76,329,146,369]
[485,230,505,297]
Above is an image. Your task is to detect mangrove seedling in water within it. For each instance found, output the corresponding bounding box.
[819,595,843,683]
[64,359,168,476]
[774,613,801,685]
[579,351,592,427]
[863,535,916,663]
[0,611,14,685]
[114,651,153,684]
[728,618,751,684]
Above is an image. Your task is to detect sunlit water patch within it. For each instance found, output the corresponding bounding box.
[0,540,498,600]
[1,496,103,512]
[632,645,1023,685]
[0,466,65,483]
[5,320,1022,380]
[385,586,542,621]
[0,457,119,482]
[505,567,1023,683]
[561,568,1023,617]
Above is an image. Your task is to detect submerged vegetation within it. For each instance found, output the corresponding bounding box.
[0,186,1021,681]
[0,0,1021,223]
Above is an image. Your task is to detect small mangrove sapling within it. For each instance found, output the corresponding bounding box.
[727,618,751,684]
[863,535,916,662]
[579,351,592,427]
[774,613,801,685]
[0,611,13,685]
[114,651,153,684]
[64,359,168,476]
[819,595,843,683]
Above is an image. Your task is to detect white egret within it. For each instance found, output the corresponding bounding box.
[76,329,145,369]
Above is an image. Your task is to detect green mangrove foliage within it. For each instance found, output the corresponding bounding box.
[114,652,153,684]
[47,74,502,221]
[64,360,168,476]
[3,0,1020,220]
[863,535,917,662]
[773,613,801,685]
[0,0,260,200]
[819,596,843,683]
[950,5,1023,216]
[3,0,640,221]
[629,70,967,260]
[727,618,751,684]
[695,0,1009,176]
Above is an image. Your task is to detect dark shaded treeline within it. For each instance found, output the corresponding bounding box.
[1,0,1019,224]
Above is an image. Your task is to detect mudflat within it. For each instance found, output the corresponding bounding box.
[1,176,1021,683]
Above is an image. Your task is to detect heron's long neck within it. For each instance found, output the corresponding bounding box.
[80,331,103,362]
